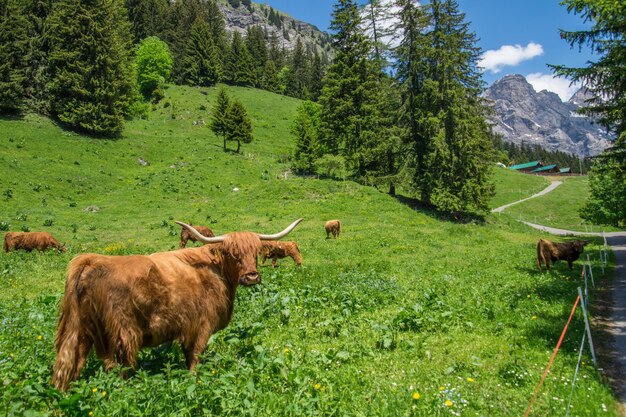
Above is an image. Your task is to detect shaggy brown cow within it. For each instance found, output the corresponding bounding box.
[325,220,341,239]
[179,224,215,248]
[260,241,302,267]
[51,218,303,391]
[537,238,589,271]
[3,231,65,253]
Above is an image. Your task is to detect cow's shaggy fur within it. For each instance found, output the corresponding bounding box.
[3,231,65,252]
[325,220,341,239]
[179,225,215,248]
[260,241,302,267]
[52,221,300,391]
[537,238,589,271]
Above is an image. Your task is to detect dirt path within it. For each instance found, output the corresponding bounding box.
[493,183,626,409]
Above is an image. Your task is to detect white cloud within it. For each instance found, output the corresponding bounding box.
[479,43,544,73]
[526,72,581,102]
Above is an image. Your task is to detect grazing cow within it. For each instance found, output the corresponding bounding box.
[537,238,589,271]
[3,231,65,253]
[51,218,303,391]
[260,241,302,267]
[325,220,341,239]
[179,224,215,248]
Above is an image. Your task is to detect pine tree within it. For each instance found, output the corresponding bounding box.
[46,0,135,136]
[22,0,52,112]
[225,31,255,86]
[224,98,253,153]
[395,0,494,214]
[261,59,280,93]
[317,0,392,179]
[182,18,221,86]
[167,0,209,83]
[210,87,231,149]
[245,25,268,88]
[292,100,321,174]
[308,52,324,101]
[0,0,30,112]
[553,1,626,226]
[284,37,310,99]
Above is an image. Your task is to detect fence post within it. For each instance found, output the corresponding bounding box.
[577,287,597,368]
[565,333,587,417]
[586,254,595,287]
[599,247,605,275]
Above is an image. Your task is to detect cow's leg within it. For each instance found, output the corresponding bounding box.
[72,333,93,380]
[94,341,116,371]
[184,328,211,371]
[261,253,267,266]
[272,258,277,268]
[180,238,186,248]
[568,260,573,270]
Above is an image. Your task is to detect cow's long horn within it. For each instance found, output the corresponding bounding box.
[258,218,303,241]
[175,221,225,244]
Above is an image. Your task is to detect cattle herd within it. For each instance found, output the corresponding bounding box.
[1,218,592,391]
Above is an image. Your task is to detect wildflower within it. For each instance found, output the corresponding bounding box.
[92,388,98,393]
[445,400,453,407]
[314,383,322,391]
[37,335,43,340]
[101,391,107,397]
[527,294,531,298]
[284,347,289,354]
[531,316,537,320]
[412,392,421,400]
[467,377,475,383]
[89,412,93,417]
[439,386,445,391]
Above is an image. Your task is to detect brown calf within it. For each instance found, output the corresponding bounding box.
[179,224,215,248]
[260,241,302,267]
[325,220,341,239]
[4,231,65,253]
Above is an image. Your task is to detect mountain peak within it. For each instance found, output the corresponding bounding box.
[485,74,612,157]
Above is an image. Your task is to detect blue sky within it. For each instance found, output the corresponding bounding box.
[261,0,595,101]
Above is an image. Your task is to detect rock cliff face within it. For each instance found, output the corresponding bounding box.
[218,1,333,61]
[485,74,612,157]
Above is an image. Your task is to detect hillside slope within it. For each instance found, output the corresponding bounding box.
[0,85,619,416]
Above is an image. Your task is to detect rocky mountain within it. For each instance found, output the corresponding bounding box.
[218,1,333,62]
[485,74,613,157]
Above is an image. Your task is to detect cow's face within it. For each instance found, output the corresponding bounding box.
[574,240,589,253]
[223,233,262,287]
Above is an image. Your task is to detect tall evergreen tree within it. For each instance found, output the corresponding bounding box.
[0,0,30,112]
[395,0,494,214]
[318,0,392,179]
[22,0,52,112]
[308,52,325,102]
[292,100,321,174]
[284,37,310,99]
[245,25,268,88]
[182,18,221,86]
[210,87,231,147]
[167,0,208,83]
[224,98,253,153]
[225,31,254,86]
[46,0,135,136]
[552,1,626,226]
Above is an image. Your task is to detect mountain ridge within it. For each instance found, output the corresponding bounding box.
[485,74,612,157]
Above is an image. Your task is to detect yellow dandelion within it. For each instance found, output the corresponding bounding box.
[527,294,531,298]
[467,377,475,383]
[284,347,289,354]
[445,400,453,407]
[89,412,94,417]
[101,391,107,397]
[314,383,322,391]
[532,315,537,320]
[37,335,43,340]
[211,369,216,375]
[439,386,445,391]
[412,392,421,400]
[92,388,98,393]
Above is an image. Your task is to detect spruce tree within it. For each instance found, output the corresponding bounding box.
[317,0,392,179]
[224,98,253,153]
[182,18,221,86]
[395,0,494,214]
[46,0,135,136]
[292,100,321,174]
[284,37,310,99]
[167,0,208,83]
[0,0,29,112]
[245,25,268,88]
[552,0,626,226]
[22,0,52,112]
[225,31,255,86]
[210,87,231,149]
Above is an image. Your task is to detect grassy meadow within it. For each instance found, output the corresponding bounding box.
[0,85,621,416]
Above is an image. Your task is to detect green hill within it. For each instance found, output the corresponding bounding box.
[0,85,619,416]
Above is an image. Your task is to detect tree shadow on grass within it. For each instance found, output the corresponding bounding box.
[391,193,487,225]
[0,112,25,122]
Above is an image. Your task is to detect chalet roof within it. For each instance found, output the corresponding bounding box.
[531,164,558,173]
[508,161,541,170]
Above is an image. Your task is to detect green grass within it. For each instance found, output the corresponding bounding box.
[500,176,623,232]
[0,85,620,416]
[489,167,550,209]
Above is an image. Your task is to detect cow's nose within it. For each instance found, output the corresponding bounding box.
[239,272,261,286]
